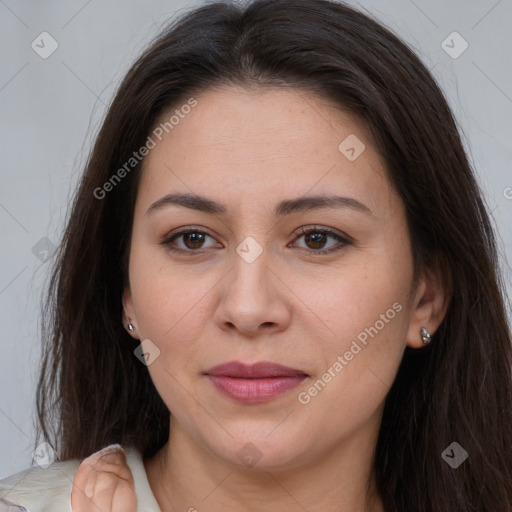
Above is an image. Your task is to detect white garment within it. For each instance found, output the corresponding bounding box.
[0,446,162,512]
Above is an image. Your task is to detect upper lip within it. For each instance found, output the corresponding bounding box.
[205,361,308,378]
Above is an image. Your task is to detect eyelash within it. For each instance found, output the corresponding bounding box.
[161,225,351,257]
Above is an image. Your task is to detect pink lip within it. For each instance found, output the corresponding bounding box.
[205,361,308,403]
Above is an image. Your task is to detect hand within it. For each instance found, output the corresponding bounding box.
[71,445,137,512]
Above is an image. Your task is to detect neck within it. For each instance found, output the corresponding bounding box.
[144,415,384,512]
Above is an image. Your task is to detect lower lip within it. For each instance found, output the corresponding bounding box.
[207,375,307,403]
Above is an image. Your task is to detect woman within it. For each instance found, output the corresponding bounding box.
[1,0,511,510]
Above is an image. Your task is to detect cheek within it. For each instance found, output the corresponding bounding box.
[295,295,408,448]
[128,249,215,416]
[318,287,409,390]
[129,242,216,342]
[308,255,411,342]
[299,264,412,434]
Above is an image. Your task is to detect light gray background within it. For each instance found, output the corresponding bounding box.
[0,0,511,478]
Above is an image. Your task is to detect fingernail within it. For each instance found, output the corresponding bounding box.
[99,443,123,453]
[99,444,125,463]
[99,452,123,464]
[84,444,124,463]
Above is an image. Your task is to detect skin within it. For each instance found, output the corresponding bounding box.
[123,86,448,512]
[71,446,136,512]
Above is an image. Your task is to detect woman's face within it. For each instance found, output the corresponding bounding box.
[124,86,426,470]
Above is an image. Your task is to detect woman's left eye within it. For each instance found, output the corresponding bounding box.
[290,227,351,255]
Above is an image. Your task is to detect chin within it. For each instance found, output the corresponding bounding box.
[205,425,315,472]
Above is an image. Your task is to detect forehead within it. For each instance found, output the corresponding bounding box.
[138,86,393,214]
[149,85,373,159]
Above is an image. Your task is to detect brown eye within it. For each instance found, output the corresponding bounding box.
[182,232,207,249]
[304,232,329,250]
[291,226,351,256]
[163,229,221,253]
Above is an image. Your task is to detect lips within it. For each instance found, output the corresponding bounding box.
[205,361,308,403]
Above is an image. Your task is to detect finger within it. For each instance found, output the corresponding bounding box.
[72,457,100,511]
[93,475,137,512]
[89,457,134,483]
[82,473,122,512]
[73,467,136,512]
[71,446,129,511]
[91,453,137,512]
[112,482,138,512]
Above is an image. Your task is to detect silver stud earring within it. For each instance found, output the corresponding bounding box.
[420,327,431,345]
[127,323,135,332]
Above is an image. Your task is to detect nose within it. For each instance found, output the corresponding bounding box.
[214,248,292,338]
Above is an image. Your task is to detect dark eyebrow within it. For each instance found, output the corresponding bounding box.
[147,193,226,216]
[146,193,372,217]
[275,194,372,216]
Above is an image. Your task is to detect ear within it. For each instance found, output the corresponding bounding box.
[122,286,138,338]
[406,257,451,349]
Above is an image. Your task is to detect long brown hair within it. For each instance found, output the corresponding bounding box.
[36,1,512,510]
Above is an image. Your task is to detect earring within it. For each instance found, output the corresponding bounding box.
[420,327,431,345]
[127,323,135,332]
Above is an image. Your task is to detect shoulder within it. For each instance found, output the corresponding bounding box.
[0,456,80,511]
[0,446,162,512]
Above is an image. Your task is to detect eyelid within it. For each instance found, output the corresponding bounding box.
[293,225,352,243]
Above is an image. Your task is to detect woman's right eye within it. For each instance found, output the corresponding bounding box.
[163,229,222,253]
